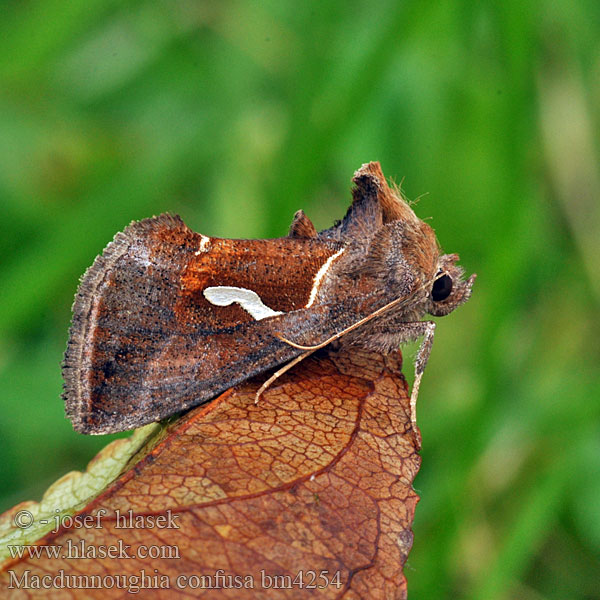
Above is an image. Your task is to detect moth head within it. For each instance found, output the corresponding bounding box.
[426,253,476,317]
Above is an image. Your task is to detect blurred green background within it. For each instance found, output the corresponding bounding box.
[1,1,599,598]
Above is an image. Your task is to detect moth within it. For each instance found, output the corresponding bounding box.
[63,162,475,435]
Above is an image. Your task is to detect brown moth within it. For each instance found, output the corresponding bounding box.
[63,162,475,436]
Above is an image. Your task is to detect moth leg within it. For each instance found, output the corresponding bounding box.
[360,319,436,447]
[408,321,436,446]
[254,350,314,404]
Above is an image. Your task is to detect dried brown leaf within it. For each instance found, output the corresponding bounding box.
[0,348,420,599]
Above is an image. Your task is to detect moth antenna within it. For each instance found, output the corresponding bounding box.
[254,350,314,403]
[275,335,317,350]
[276,279,435,352]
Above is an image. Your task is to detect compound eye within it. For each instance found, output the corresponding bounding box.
[432,274,453,301]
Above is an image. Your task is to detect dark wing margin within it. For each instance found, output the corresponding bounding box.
[62,214,189,434]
